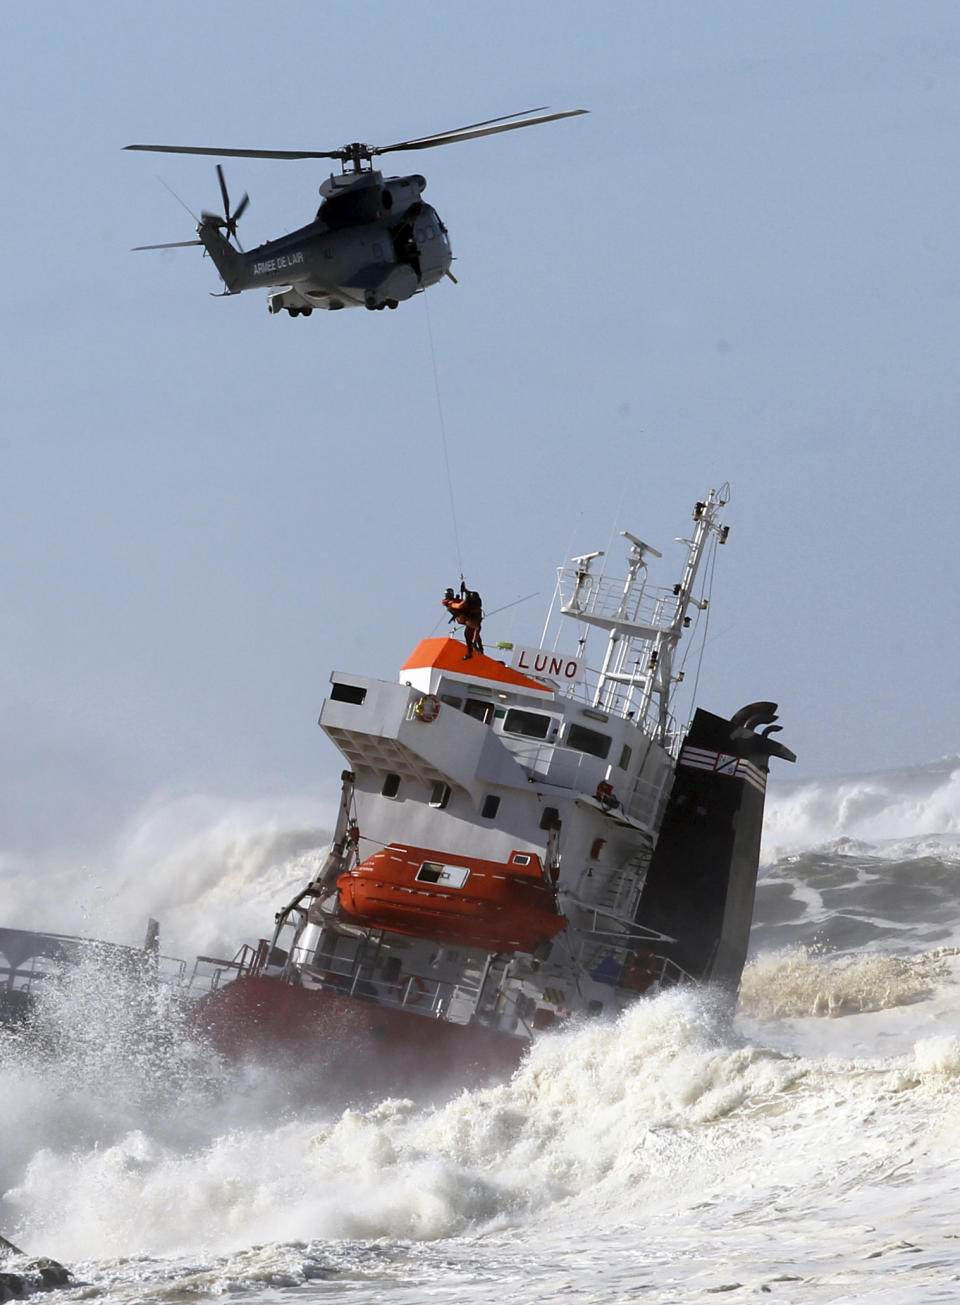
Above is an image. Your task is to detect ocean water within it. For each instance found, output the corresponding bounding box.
[1,757,959,1304]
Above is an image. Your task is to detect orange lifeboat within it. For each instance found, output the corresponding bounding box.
[337,843,566,954]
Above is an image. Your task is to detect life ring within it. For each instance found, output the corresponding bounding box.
[622,950,660,994]
[414,694,441,723]
[402,974,429,1006]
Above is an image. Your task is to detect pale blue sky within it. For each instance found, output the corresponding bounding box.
[1,1,957,856]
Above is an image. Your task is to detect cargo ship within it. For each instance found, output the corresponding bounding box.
[193,484,795,1093]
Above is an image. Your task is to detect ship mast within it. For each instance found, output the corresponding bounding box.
[558,486,729,744]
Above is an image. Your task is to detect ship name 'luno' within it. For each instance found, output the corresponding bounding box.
[510,644,583,683]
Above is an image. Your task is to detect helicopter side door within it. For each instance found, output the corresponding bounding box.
[325,223,418,307]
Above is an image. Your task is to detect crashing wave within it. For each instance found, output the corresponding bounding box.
[762,755,960,859]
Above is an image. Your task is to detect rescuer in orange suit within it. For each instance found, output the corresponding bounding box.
[442,586,484,659]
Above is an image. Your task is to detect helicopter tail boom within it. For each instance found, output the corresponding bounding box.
[197,219,246,291]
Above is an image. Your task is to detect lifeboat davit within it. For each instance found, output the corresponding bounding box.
[337,843,567,954]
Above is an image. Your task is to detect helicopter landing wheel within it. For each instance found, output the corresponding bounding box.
[302,307,313,317]
[387,300,399,310]
[288,306,300,317]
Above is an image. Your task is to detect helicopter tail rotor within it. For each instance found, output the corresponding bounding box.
[201,164,249,249]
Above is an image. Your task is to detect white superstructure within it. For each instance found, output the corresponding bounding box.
[260,488,732,1038]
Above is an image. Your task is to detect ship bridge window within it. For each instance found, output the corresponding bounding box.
[619,744,633,771]
[381,773,401,798]
[564,723,611,759]
[330,682,366,705]
[440,693,463,709]
[429,781,451,809]
[464,698,493,724]
[502,708,552,740]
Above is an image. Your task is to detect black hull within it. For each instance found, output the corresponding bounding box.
[635,702,795,989]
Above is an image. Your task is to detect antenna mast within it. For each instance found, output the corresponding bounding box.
[557,486,729,743]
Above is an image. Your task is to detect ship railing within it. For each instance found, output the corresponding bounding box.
[156,953,189,989]
[293,942,484,1023]
[571,927,692,989]
[534,662,646,722]
[662,956,690,986]
[557,568,676,630]
[3,955,69,994]
[576,947,690,992]
[499,736,555,774]
[584,848,652,922]
[514,660,685,752]
[540,745,608,792]
[0,946,191,1029]
[570,665,648,716]
[0,938,189,994]
[500,736,675,820]
[565,904,670,946]
[186,942,261,993]
[625,772,673,830]
[662,716,688,760]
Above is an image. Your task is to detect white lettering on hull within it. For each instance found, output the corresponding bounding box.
[253,250,306,276]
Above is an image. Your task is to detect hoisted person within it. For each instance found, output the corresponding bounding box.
[442,583,484,659]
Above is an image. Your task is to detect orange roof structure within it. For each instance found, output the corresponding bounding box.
[400,638,554,694]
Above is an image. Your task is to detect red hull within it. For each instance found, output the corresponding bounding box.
[194,974,527,1098]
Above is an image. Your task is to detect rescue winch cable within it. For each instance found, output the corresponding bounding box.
[423,295,464,579]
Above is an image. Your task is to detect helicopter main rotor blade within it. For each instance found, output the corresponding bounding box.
[125,108,586,163]
[232,192,250,223]
[126,143,343,160]
[394,107,549,147]
[131,240,204,250]
[376,107,587,155]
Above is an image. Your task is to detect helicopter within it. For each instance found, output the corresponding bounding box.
[127,107,586,315]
